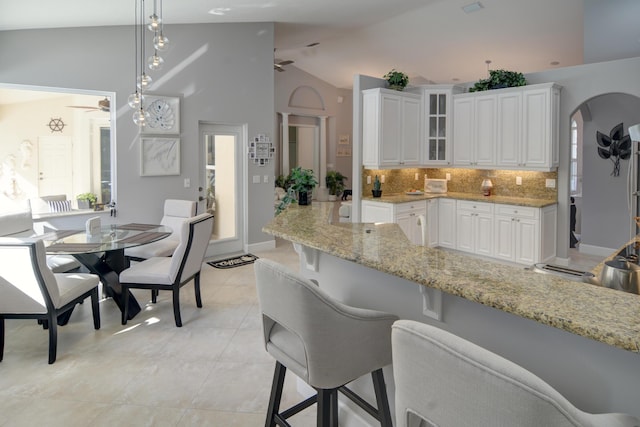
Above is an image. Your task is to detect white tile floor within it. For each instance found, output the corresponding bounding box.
[0,239,316,427]
[0,238,604,427]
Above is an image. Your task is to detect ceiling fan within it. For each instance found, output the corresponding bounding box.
[274,59,294,72]
[66,97,110,112]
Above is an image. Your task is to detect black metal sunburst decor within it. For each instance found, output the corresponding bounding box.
[596,122,631,177]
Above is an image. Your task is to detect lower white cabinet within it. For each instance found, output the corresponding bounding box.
[494,204,556,264]
[437,198,456,249]
[456,201,494,257]
[426,198,439,247]
[362,200,428,245]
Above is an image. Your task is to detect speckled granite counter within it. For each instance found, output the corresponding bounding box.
[264,203,640,353]
[362,191,557,208]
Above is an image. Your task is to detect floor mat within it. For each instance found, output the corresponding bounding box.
[207,254,259,269]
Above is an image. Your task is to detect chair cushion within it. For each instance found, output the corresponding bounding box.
[164,199,196,217]
[0,210,34,236]
[119,256,174,285]
[47,255,82,273]
[54,272,99,308]
[266,322,308,379]
[48,200,72,213]
[125,238,179,259]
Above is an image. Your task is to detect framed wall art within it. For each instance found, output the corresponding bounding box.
[140,136,180,176]
[142,95,180,134]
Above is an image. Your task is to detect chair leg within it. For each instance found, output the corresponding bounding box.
[372,369,393,427]
[172,287,182,327]
[317,388,334,427]
[0,317,4,362]
[47,313,57,364]
[194,273,202,308]
[330,388,339,427]
[122,285,129,325]
[265,361,287,427]
[151,289,158,303]
[91,288,101,330]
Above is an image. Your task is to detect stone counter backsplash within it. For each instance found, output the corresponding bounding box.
[362,167,558,200]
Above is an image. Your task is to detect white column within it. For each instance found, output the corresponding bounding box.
[281,112,290,175]
[319,115,328,190]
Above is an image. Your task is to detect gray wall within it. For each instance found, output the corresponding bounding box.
[521,56,640,258]
[581,94,640,250]
[0,23,276,248]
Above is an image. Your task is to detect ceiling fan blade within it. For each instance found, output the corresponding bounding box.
[277,60,294,66]
[66,105,98,110]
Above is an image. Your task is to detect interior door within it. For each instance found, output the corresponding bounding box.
[199,123,245,258]
[38,136,73,197]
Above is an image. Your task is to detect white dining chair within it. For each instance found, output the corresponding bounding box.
[119,213,213,327]
[0,237,100,364]
[124,199,197,262]
[392,319,640,427]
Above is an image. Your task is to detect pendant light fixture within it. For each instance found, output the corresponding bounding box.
[129,0,169,126]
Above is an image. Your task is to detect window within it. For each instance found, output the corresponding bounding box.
[0,84,115,213]
[570,118,582,196]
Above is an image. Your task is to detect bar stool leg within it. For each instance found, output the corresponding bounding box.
[372,369,393,427]
[265,361,286,427]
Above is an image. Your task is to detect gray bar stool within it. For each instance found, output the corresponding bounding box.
[254,259,398,427]
[392,319,640,427]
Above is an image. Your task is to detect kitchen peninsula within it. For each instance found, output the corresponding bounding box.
[263,202,640,421]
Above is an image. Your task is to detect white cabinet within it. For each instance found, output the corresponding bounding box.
[494,83,561,170]
[453,94,496,167]
[456,201,494,256]
[426,198,439,247]
[437,198,456,249]
[422,85,463,166]
[493,204,557,265]
[362,88,422,168]
[361,199,427,245]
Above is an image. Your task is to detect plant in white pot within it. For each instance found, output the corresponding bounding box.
[325,170,347,201]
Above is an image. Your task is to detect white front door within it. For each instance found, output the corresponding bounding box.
[199,123,245,258]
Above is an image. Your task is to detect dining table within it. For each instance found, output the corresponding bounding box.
[41,223,172,323]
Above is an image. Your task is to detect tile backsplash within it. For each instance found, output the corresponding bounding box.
[362,167,558,200]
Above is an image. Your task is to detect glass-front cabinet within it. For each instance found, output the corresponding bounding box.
[422,85,463,166]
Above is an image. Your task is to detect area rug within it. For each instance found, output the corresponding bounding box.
[208,254,259,269]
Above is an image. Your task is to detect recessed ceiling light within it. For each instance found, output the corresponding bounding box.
[462,2,484,14]
[550,61,560,66]
[209,7,231,15]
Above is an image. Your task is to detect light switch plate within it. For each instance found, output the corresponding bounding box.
[367,176,371,184]
[545,179,556,188]
[446,173,451,181]
[253,175,260,184]
[516,176,522,185]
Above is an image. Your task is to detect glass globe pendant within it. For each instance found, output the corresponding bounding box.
[153,33,170,51]
[148,13,161,31]
[127,91,144,109]
[147,52,164,71]
[137,72,153,90]
[133,107,150,126]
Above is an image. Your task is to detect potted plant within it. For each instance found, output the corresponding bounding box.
[325,170,347,201]
[383,69,409,91]
[372,175,382,197]
[76,192,98,209]
[469,69,526,92]
[288,167,318,206]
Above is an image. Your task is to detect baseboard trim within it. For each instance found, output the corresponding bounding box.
[578,243,616,257]
[247,239,276,253]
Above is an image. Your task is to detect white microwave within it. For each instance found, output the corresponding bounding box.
[424,178,447,194]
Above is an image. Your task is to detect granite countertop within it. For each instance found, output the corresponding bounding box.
[362,191,557,208]
[263,202,640,353]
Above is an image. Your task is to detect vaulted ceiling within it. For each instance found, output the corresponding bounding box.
[1,0,639,88]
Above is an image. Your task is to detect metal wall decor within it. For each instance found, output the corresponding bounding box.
[596,122,631,176]
[248,134,274,166]
[47,117,65,133]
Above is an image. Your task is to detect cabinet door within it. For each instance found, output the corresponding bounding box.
[496,92,522,168]
[401,96,421,165]
[522,88,550,168]
[494,215,515,262]
[453,97,474,166]
[380,93,402,165]
[438,199,456,248]
[426,199,439,247]
[474,95,497,167]
[396,213,417,244]
[456,210,474,253]
[362,201,393,223]
[425,92,450,165]
[475,212,494,256]
[515,218,539,265]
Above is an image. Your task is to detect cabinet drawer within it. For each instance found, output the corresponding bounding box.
[457,200,493,213]
[395,201,426,215]
[495,204,538,219]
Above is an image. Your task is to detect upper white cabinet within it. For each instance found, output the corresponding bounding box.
[454,83,561,171]
[453,94,496,167]
[422,85,463,166]
[362,88,422,169]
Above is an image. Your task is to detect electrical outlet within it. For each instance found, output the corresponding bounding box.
[367,176,371,184]
[252,175,260,184]
[415,173,419,180]
[381,175,385,183]
[516,176,522,185]
[263,175,269,183]
[446,173,451,181]
[183,178,190,188]
[545,179,556,188]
